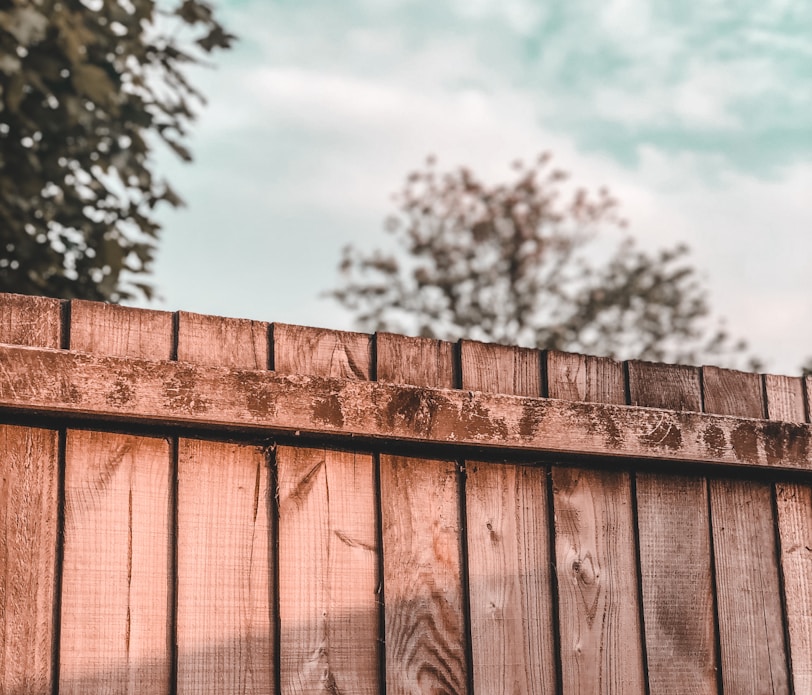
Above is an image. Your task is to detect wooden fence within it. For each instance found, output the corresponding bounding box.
[0,291,810,694]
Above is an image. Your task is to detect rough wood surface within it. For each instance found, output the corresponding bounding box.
[59,301,173,693]
[275,324,378,694]
[176,440,274,693]
[703,366,789,694]
[0,425,59,695]
[177,311,268,369]
[629,361,718,694]
[2,344,811,471]
[549,353,645,695]
[0,293,60,695]
[176,313,274,693]
[59,431,171,693]
[274,324,371,380]
[547,351,625,404]
[378,335,467,695]
[462,341,555,695]
[70,300,172,359]
[767,375,812,693]
[0,293,62,348]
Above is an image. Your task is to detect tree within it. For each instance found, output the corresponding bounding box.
[0,0,234,302]
[331,153,754,366]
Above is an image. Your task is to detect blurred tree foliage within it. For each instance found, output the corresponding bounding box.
[0,0,234,301]
[332,154,756,366]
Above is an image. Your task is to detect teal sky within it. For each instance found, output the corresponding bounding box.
[142,0,812,372]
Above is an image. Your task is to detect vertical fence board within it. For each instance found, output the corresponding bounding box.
[0,294,60,694]
[60,432,171,693]
[176,314,274,694]
[275,325,378,694]
[548,352,646,695]
[628,361,718,695]
[461,342,556,695]
[766,374,811,693]
[377,333,467,695]
[702,367,789,694]
[0,425,59,695]
[60,302,173,694]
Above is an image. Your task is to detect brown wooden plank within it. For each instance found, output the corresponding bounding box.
[275,325,378,694]
[628,361,718,695]
[177,311,268,369]
[549,353,645,695]
[703,366,789,694]
[767,374,812,693]
[2,343,812,471]
[59,432,171,693]
[0,425,59,695]
[70,300,172,359]
[0,293,62,347]
[547,350,625,404]
[276,446,377,694]
[0,294,61,694]
[59,302,173,693]
[377,334,467,694]
[462,342,555,695]
[176,440,274,693]
[274,323,371,379]
[176,313,274,693]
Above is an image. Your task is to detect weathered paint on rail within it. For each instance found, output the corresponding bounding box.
[0,343,810,471]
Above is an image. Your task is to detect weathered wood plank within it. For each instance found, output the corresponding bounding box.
[274,324,371,380]
[177,311,268,369]
[0,293,62,348]
[176,440,274,693]
[1,343,811,471]
[0,293,60,695]
[70,300,172,359]
[703,366,789,694]
[767,374,812,693]
[275,325,378,694]
[462,342,555,695]
[629,360,718,695]
[549,353,645,695]
[0,425,59,695]
[378,334,467,695]
[59,302,173,694]
[59,432,171,693]
[176,313,274,694]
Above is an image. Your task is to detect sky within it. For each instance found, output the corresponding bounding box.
[136,0,812,374]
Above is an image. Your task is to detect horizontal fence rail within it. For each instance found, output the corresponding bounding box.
[0,343,811,472]
[1,292,811,695]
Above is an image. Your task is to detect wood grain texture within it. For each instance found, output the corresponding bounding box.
[0,293,60,695]
[176,440,274,693]
[177,311,268,369]
[549,353,645,695]
[462,341,555,695]
[0,425,59,695]
[547,351,625,405]
[703,366,789,694]
[176,312,274,693]
[3,343,811,471]
[0,293,62,347]
[59,432,171,693]
[274,324,371,380]
[767,375,812,693]
[378,335,467,695]
[70,300,172,359]
[629,361,718,694]
[551,466,645,694]
[275,323,378,694]
[277,446,378,694]
[60,302,173,694]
